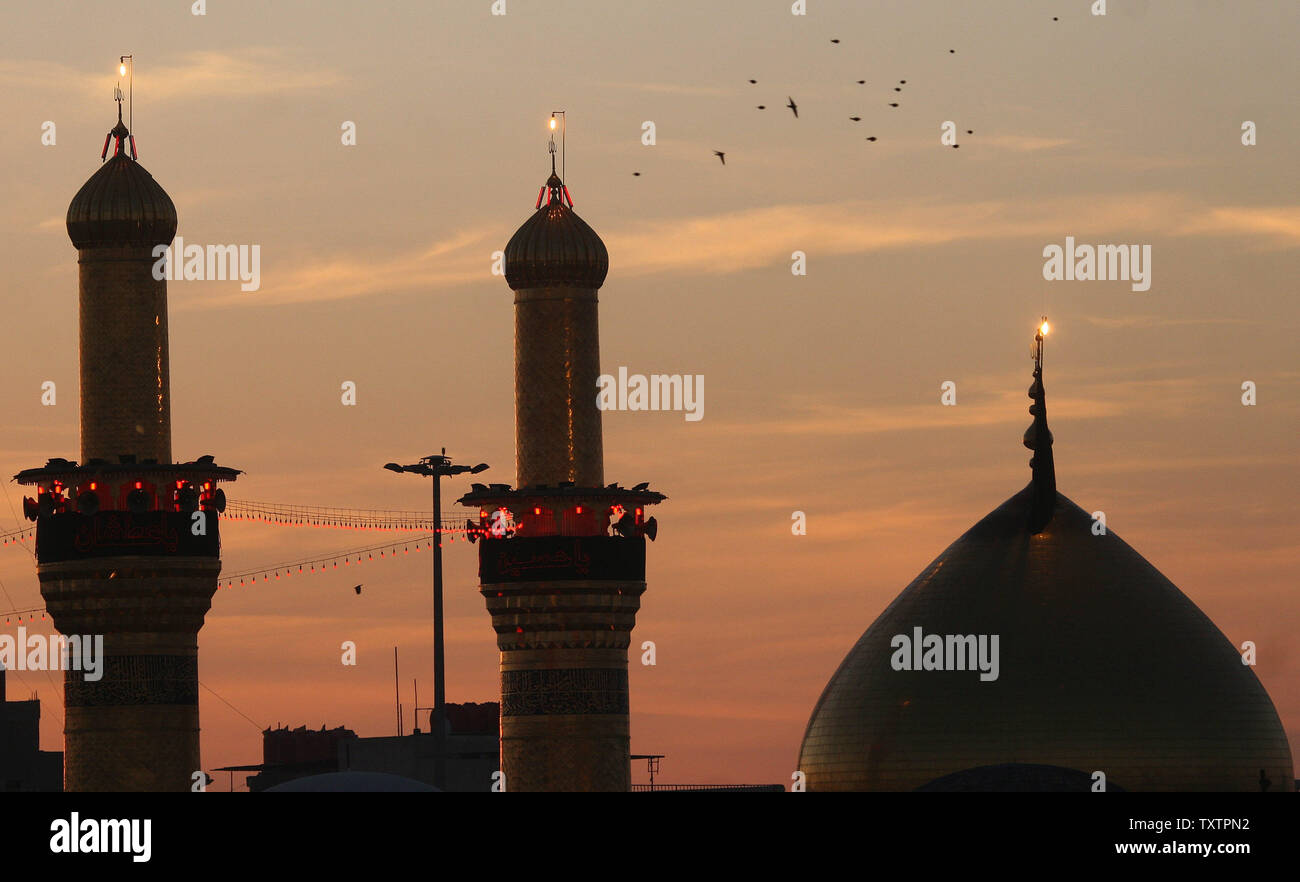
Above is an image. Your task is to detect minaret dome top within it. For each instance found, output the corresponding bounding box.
[66,104,177,250]
[503,170,608,290]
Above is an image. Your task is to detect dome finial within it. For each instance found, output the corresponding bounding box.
[1023,316,1056,532]
[534,112,573,209]
[507,117,607,290]
[103,83,136,162]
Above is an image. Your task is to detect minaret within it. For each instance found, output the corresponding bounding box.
[15,97,238,791]
[459,134,663,792]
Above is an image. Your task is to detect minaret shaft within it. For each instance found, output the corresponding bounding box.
[78,246,172,464]
[514,287,603,487]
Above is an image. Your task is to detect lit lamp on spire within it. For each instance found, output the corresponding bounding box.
[118,55,133,135]
[548,110,565,181]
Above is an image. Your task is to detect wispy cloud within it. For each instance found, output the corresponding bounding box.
[693,371,1239,442]
[694,389,1127,440]
[0,48,341,104]
[174,193,1300,308]
[1082,315,1260,329]
[1176,206,1300,248]
[597,80,732,97]
[174,227,496,309]
[978,134,1074,152]
[606,193,1300,278]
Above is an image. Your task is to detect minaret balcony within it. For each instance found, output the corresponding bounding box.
[13,459,239,563]
[32,510,221,563]
[477,533,646,583]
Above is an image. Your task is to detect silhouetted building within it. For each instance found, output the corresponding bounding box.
[798,326,1294,791]
[0,666,63,792]
[459,150,664,791]
[341,704,499,792]
[242,703,500,792]
[14,100,239,791]
[245,725,359,792]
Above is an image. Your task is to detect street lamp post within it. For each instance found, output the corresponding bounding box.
[384,449,489,791]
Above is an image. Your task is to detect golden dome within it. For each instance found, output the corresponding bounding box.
[798,485,1293,791]
[798,328,1293,791]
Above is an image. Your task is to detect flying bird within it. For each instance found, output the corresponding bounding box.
[949,49,956,53]
[786,97,798,118]
[857,79,866,84]
[633,172,641,176]
[353,585,362,595]
[889,103,899,107]
[849,116,861,121]
[748,79,757,84]
[866,136,877,141]
[830,38,840,44]
[966,129,973,134]
[899,80,907,84]
[713,150,726,165]
[756,105,766,109]
[894,87,902,92]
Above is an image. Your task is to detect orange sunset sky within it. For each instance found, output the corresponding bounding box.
[1,0,1295,788]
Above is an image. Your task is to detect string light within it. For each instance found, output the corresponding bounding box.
[222,500,473,534]
[217,532,441,588]
[0,526,34,545]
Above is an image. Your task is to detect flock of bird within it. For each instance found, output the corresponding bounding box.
[628,14,1068,175]
[720,38,970,163]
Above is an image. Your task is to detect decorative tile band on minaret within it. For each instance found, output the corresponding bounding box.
[15,99,238,792]
[459,139,663,791]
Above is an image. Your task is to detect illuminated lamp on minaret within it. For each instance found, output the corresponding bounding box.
[15,82,239,792]
[459,116,664,792]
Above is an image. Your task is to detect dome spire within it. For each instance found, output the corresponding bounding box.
[103,84,136,162]
[505,113,606,290]
[1023,317,1056,532]
[536,113,573,210]
[69,86,174,251]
